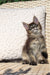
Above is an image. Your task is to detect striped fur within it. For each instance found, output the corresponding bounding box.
[22,16,48,65]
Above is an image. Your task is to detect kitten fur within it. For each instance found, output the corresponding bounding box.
[22,16,48,65]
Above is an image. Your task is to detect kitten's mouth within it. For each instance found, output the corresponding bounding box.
[33,29,38,33]
[34,29,38,30]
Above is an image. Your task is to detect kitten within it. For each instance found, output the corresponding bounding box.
[22,16,48,65]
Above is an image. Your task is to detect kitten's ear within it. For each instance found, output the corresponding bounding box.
[23,22,29,30]
[33,16,39,24]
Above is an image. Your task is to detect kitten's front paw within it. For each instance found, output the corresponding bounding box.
[30,61,37,65]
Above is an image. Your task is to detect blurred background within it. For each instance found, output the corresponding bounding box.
[0,0,38,5]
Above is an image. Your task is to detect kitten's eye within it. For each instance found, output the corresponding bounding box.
[29,25,34,30]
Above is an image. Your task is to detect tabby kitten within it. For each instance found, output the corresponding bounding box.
[22,16,48,65]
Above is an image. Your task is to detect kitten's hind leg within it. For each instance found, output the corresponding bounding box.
[41,47,48,64]
[41,51,48,64]
[22,52,30,64]
[37,51,48,64]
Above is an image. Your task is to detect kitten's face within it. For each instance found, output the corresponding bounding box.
[28,22,42,35]
[23,16,42,37]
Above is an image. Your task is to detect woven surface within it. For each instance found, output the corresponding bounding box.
[46,1,50,62]
[0,63,50,75]
[0,0,50,62]
[0,1,48,8]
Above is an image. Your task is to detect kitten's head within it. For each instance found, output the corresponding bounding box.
[23,16,42,37]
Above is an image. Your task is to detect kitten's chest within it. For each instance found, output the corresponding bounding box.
[30,38,40,50]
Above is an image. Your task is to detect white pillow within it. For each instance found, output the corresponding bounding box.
[0,6,46,60]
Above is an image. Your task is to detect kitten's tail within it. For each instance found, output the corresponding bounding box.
[41,51,48,63]
[41,52,48,59]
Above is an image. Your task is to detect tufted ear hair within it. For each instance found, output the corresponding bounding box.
[22,22,29,30]
[33,16,39,24]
